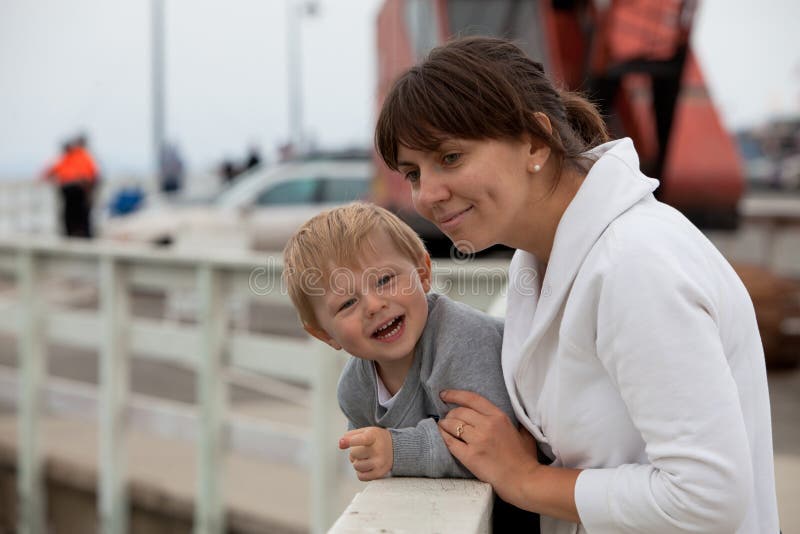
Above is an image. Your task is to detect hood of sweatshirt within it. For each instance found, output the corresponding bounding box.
[502,137,660,442]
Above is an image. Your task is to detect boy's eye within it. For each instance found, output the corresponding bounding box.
[404,169,420,184]
[377,274,395,287]
[442,152,461,165]
[337,298,356,312]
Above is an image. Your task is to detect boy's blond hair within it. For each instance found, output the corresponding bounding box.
[282,202,428,330]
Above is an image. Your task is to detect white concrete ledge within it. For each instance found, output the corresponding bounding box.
[329,478,493,534]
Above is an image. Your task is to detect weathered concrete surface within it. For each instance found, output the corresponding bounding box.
[329,478,493,534]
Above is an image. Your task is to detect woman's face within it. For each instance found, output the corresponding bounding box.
[397,137,553,253]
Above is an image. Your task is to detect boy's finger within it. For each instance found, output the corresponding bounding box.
[356,468,379,482]
[345,431,376,448]
[439,389,499,416]
[339,428,366,448]
[349,445,371,461]
[352,459,374,473]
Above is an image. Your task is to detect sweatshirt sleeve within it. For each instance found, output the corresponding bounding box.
[336,358,375,430]
[389,419,473,478]
[432,310,518,428]
[389,298,514,478]
[576,249,753,533]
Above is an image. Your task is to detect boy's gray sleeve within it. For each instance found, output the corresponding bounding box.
[385,346,514,479]
[389,419,473,478]
[341,410,360,432]
[435,314,518,428]
[389,303,515,478]
[390,306,512,479]
[337,359,375,431]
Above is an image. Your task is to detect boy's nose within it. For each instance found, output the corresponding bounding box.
[363,292,388,317]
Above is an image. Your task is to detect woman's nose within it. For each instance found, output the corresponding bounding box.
[414,170,451,211]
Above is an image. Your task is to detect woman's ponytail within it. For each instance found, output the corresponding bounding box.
[559,90,610,149]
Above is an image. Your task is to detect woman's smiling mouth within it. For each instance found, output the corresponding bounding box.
[437,206,473,230]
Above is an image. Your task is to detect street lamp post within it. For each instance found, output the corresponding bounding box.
[285,1,318,157]
[152,0,166,189]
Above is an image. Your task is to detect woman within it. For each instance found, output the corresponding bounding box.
[375,37,779,533]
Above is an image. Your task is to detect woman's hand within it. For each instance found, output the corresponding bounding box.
[438,389,581,522]
[438,389,540,506]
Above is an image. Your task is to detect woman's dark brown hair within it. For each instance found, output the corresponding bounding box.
[375,36,609,172]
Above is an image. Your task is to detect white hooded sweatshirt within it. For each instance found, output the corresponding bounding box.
[503,138,779,533]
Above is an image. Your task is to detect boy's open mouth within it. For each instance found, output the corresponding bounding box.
[371,315,405,340]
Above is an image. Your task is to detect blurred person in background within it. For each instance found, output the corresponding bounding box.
[244,145,262,171]
[219,159,238,184]
[159,143,185,194]
[218,145,263,185]
[43,134,100,238]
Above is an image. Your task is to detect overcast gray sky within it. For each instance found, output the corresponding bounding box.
[0,0,798,179]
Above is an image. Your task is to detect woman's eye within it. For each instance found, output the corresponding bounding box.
[377,274,395,287]
[442,153,461,165]
[404,169,420,184]
[338,298,356,312]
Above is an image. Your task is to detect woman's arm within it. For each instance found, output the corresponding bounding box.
[575,250,752,532]
[438,389,581,523]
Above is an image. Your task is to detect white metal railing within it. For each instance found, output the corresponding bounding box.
[0,237,348,534]
[0,236,509,534]
[0,180,57,236]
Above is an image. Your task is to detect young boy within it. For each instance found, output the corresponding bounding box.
[282,202,517,481]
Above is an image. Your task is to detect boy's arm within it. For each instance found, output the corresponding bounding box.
[386,303,514,478]
[337,358,377,431]
[340,403,371,432]
[389,418,473,478]
[436,315,519,429]
[338,413,473,478]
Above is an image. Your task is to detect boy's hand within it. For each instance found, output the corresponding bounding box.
[339,427,393,481]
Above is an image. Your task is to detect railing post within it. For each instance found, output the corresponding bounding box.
[16,249,46,534]
[99,256,130,534]
[194,264,227,534]
[311,343,344,534]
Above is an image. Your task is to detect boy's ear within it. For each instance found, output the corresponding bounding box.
[303,323,342,350]
[419,253,433,292]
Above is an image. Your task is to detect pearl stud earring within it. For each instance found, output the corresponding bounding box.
[533,164,542,173]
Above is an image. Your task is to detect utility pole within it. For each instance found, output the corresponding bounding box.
[285,1,318,157]
[152,0,165,184]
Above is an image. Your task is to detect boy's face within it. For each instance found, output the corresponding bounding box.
[305,231,431,369]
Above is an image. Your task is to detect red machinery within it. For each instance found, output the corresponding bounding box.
[374,0,743,251]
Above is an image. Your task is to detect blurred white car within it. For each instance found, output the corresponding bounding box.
[102,157,373,252]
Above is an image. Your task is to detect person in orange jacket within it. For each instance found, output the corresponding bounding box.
[44,135,100,238]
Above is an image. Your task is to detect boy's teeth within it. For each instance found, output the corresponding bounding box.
[374,316,402,338]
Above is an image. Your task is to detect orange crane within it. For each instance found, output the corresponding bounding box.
[374,0,743,251]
